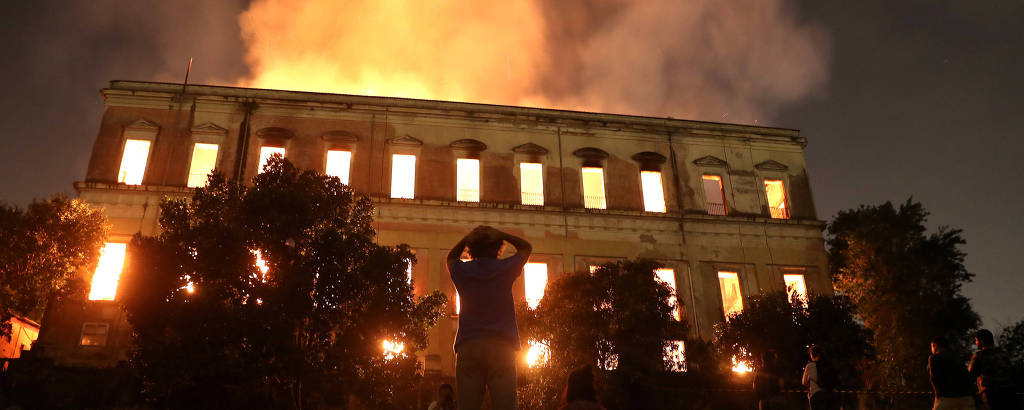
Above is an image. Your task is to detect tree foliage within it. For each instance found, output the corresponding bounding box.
[517,259,687,410]
[0,195,106,338]
[715,291,874,387]
[119,157,446,409]
[827,199,979,388]
[998,320,1024,389]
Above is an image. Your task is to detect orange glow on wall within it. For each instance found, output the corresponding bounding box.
[655,268,681,321]
[390,154,416,199]
[717,271,743,319]
[519,162,544,205]
[258,146,286,174]
[640,171,666,213]
[783,274,808,304]
[325,150,352,184]
[581,167,606,209]
[524,262,548,309]
[187,143,219,188]
[456,158,480,202]
[764,179,789,219]
[88,243,127,301]
[117,139,151,185]
[702,175,727,215]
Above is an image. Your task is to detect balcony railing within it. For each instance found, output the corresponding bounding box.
[520,192,544,206]
[584,195,607,210]
[769,206,790,219]
[187,173,207,188]
[456,188,480,202]
[706,202,727,216]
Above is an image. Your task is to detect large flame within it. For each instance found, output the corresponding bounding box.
[236,0,830,123]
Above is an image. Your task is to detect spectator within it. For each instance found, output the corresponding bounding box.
[802,345,840,410]
[753,350,785,410]
[928,335,976,410]
[447,226,531,410]
[969,329,1017,410]
[560,365,604,410]
[428,383,457,410]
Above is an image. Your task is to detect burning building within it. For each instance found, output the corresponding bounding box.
[33,81,829,375]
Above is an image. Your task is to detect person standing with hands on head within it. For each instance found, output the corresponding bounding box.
[447,225,532,410]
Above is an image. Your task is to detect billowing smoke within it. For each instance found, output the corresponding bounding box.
[238,0,829,124]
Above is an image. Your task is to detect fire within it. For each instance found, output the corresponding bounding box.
[381,339,405,360]
[525,340,549,368]
[731,355,754,374]
[88,243,128,301]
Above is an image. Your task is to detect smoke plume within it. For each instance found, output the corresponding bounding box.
[238,0,830,124]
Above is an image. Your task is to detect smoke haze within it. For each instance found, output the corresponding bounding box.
[238,0,830,124]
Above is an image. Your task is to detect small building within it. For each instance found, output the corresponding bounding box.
[1,314,39,361]
[34,81,830,375]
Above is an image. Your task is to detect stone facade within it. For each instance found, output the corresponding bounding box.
[34,81,830,375]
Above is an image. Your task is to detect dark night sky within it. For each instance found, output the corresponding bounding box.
[1,1,1020,327]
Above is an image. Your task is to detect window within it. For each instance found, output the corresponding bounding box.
[581,167,606,209]
[325,150,352,184]
[717,271,743,319]
[783,274,808,304]
[79,322,110,347]
[88,243,127,301]
[187,143,219,188]
[117,139,151,185]
[456,158,480,202]
[520,162,544,206]
[655,268,681,321]
[664,340,686,372]
[764,179,790,219]
[641,171,667,212]
[526,340,550,367]
[524,262,548,309]
[390,154,416,199]
[702,175,727,216]
[258,146,286,174]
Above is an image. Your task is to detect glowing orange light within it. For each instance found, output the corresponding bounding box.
[525,340,549,367]
[253,250,270,280]
[581,167,606,209]
[524,262,547,309]
[702,174,727,215]
[390,154,416,199]
[664,340,686,372]
[641,171,666,213]
[382,339,405,360]
[117,139,151,185]
[731,355,753,374]
[655,268,681,321]
[519,162,544,206]
[456,158,480,202]
[325,150,352,184]
[784,273,808,304]
[88,243,127,301]
[187,143,219,188]
[764,179,789,219]
[185,282,195,294]
[258,146,286,173]
[718,271,743,319]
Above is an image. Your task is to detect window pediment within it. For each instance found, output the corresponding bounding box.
[449,139,487,152]
[754,160,788,172]
[388,135,423,147]
[513,143,548,155]
[256,127,295,140]
[693,155,728,167]
[125,119,159,132]
[321,130,360,143]
[631,151,667,171]
[572,147,609,161]
[191,122,228,137]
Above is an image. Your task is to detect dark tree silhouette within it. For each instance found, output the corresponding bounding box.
[827,199,979,389]
[119,156,446,409]
[0,195,106,338]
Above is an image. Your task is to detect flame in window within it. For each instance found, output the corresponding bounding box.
[581,167,606,209]
[655,268,681,321]
[764,179,789,219]
[524,262,547,309]
[325,150,352,184]
[381,339,405,360]
[717,271,743,318]
[702,175,727,215]
[390,154,417,199]
[731,354,753,374]
[783,273,808,304]
[456,158,480,202]
[519,162,544,205]
[664,340,686,372]
[88,243,127,301]
[187,143,219,188]
[117,139,151,185]
[258,146,286,173]
[641,171,666,213]
[525,340,550,367]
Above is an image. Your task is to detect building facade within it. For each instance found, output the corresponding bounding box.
[35,81,829,375]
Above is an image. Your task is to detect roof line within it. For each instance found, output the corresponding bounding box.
[107,80,801,137]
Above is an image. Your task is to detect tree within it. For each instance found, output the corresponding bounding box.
[827,199,979,388]
[119,157,446,409]
[998,320,1024,389]
[517,259,687,410]
[715,291,874,387]
[0,195,107,338]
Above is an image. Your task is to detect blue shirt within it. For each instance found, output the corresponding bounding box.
[449,254,526,352]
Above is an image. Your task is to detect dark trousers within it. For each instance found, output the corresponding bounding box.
[455,337,517,410]
[810,391,841,410]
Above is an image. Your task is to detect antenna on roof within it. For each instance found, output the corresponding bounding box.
[182,57,193,94]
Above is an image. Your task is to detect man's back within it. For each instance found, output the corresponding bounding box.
[449,254,526,351]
